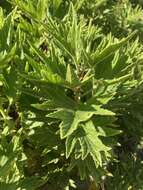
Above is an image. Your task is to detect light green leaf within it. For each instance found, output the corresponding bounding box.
[65,121,111,166]
[37,0,48,20]
[82,121,111,167]
[48,104,114,138]
[31,101,56,110]
[66,133,78,158]
[0,8,4,29]
[53,0,62,10]
[93,31,136,66]
[0,44,17,69]
[97,126,122,137]
[79,134,90,160]
[66,64,79,85]
[48,109,80,139]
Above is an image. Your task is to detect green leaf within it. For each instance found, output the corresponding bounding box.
[74,0,86,11]
[0,44,16,69]
[48,104,114,138]
[0,155,15,178]
[66,64,79,85]
[37,0,48,20]
[0,10,15,50]
[53,0,62,10]
[31,101,56,110]
[82,121,111,167]
[65,121,111,167]
[66,133,78,158]
[17,177,45,190]
[97,126,122,137]
[0,7,4,29]
[0,182,17,190]
[78,133,90,160]
[48,109,81,139]
[3,66,18,102]
[27,42,69,86]
[93,31,137,66]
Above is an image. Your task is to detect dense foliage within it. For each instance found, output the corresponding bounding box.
[0,0,143,189]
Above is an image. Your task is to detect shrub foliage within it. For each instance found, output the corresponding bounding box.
[0,0,143,189]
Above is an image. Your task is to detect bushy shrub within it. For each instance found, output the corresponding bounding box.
[0,0,143,189]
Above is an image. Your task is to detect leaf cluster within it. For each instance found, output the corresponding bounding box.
[0,0,143,189]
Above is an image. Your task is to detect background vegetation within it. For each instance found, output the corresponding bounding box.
[0,0,143,189]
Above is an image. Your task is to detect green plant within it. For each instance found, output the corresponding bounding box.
[0,0,143,189]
